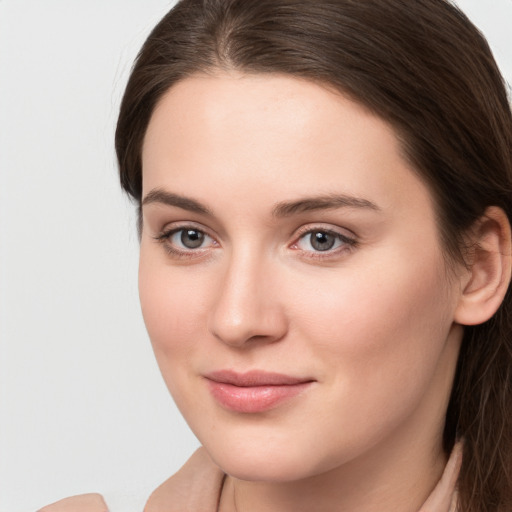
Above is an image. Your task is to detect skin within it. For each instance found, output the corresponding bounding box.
[37,494,108,512]
[139,71,467,512]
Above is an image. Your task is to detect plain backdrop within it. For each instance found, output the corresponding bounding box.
[0,1,511,511]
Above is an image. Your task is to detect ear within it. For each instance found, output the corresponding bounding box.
[454,206,512,326]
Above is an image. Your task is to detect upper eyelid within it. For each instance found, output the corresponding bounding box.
[159,221,216,238]
[164,227,217,245]
[292,223,357,240]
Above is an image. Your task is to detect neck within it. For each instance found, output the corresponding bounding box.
[221,435,450,512]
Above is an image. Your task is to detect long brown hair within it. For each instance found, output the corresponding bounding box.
[115,1,512,509]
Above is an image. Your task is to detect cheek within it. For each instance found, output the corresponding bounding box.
[295,243,448,324]
[139,269,194,350]
[289,245,456,417]
[309,265,450,359]
[138,247,211,381]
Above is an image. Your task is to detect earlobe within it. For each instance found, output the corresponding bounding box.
[454,206,512,326]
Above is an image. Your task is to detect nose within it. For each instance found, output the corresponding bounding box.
[207,251,288,348]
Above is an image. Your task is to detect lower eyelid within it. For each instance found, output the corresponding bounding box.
[156,225,211,241]
[295,241,357,260]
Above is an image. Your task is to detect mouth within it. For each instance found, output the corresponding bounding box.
[203,370,316,413]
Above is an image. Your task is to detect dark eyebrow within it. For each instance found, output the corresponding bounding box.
[142,188,212,216]
[272,194,381,217]
[141,189,379,218]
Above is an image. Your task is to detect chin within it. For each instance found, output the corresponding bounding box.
[213,453,311,482]
[200,433,332,483]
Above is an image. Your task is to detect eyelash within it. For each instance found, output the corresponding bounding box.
[154,225,218,260]
[153,224,358,261]
[290,226,358,260]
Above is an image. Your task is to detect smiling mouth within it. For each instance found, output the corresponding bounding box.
[203,370,315,413]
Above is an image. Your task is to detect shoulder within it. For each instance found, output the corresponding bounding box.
[144,447,226,512]
[35,448,224,512]
[37,493,108,512]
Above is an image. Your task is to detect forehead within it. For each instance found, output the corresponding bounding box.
[141,71,433,220]
[143,71,382,162]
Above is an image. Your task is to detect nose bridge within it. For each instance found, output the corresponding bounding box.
[207,244,287,347]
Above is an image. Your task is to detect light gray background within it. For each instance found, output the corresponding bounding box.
[0,1,511,511]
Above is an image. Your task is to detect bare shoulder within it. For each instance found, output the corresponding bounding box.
[37,493,108,512]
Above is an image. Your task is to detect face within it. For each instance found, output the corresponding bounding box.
[139,72,463,482]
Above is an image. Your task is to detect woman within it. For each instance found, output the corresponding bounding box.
[40,0,512,510]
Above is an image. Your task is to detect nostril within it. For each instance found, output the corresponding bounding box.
[247,333,284,344]
[208,309,288,347]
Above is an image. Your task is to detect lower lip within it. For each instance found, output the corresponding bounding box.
[205,380,313,413]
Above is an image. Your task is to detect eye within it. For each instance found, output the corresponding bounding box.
[172,228,209,249]
[294,228,356,254]
[155,225,217,256]
[301,231,338,251]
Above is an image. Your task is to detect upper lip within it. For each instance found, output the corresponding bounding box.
[204,370,315,387]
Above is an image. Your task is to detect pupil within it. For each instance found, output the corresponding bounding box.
[181,229,204,249]
[311,231,335,251]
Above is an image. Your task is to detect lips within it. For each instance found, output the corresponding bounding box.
[204,370,315,413]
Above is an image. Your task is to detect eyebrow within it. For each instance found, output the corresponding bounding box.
[142,188,213,216]
[141,188,380,217]
[272,194,381,217]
